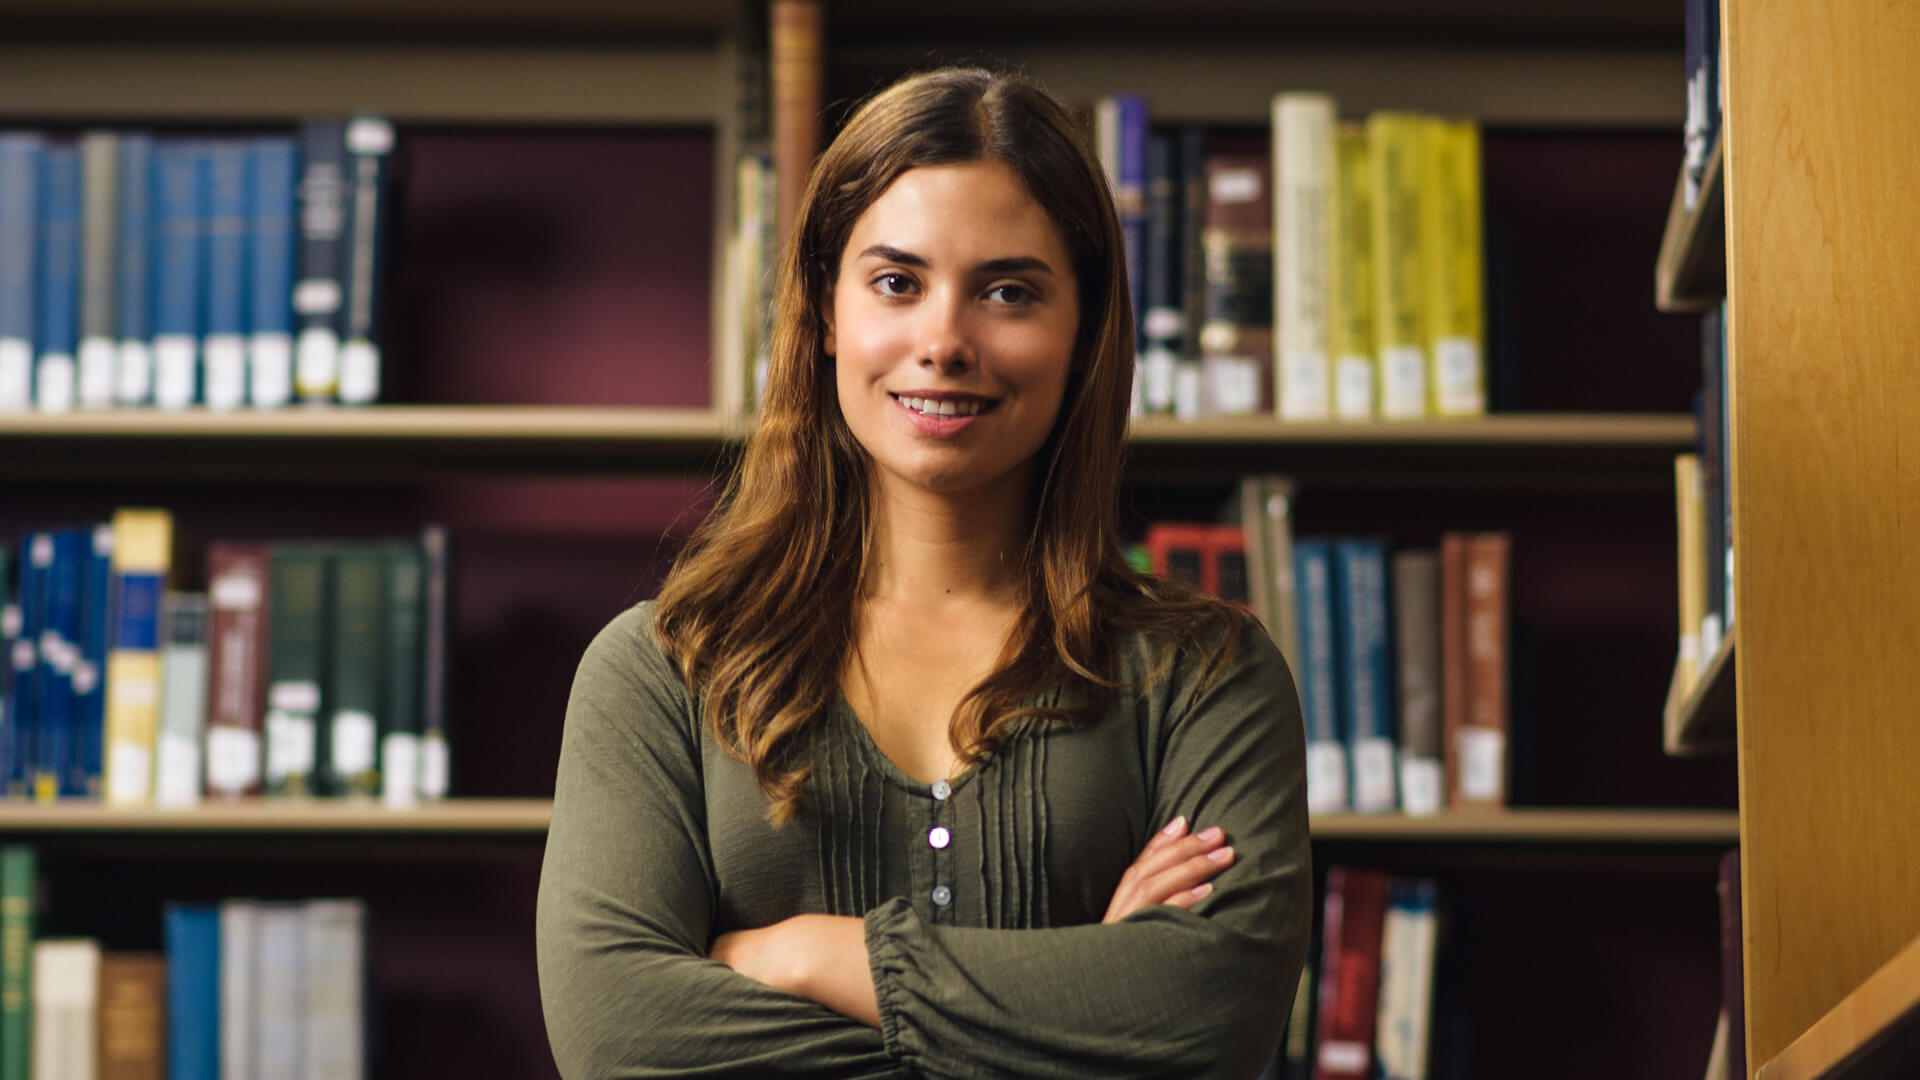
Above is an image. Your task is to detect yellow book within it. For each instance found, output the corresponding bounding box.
[1423,118,1487,417]
[1330,124,1375,421]
[103,509,172,807]
[1674,456,1705,697]
[1367,112,1427,419]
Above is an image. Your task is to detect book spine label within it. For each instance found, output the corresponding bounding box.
[206,544,270,798]
[202,141,249,411]
[152,142,205,411]
[1423,120,1485,416]
[1295,539,1347,813]
[248,138,297,409]
[1274,93,1336,422]
[113,134,154,406]
[1330,125,1376,420]
[0,137,42,411]
[1336,539,1397,813]
[1368,114,1427,419]
[294,122,347,403]
[78,132,120,409]
[34,147,82,414]
[337,116,393,405]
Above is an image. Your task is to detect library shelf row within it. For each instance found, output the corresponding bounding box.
[0,800,1740,845]
[1664,626,1737,757]
[1758,927,1920,1080]
[0,407,1695,482]
[1657,131,1727,313]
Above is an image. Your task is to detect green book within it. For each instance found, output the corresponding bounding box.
[265,546,330,797]
[1,846,36,1080]
[380,543,424,808]
[326,546,386,799]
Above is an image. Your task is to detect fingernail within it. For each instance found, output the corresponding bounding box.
[1207,845,1235,863]
[1198,826,1224,844]
[1162,816,1187,837]
[1190,883,1214,899]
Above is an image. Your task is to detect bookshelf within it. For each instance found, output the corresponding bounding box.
[1664,627,1736,756]
[1656,133,1726,313]
[1757,929,1920,1080]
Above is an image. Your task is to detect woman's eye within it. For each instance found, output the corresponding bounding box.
[874,273,915,297]
[988,283,1034,305]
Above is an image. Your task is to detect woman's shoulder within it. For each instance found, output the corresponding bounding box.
[571,600,695,720]
[1109,604,1292,712]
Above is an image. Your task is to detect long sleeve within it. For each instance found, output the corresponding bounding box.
[863,621,1312,1080]
[536,608,909,1079]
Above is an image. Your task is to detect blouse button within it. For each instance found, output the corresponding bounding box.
[931,779,952,801]
[931,885,952,907]
[928,826,952,850]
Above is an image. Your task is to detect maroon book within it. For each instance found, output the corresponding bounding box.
[1313,866,1390,1080]
[205,542,271,798]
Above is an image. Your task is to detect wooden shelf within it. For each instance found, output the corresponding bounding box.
[0,798,552,835]
[1309,808,1738,844]
[1759,929,1920,1080]
[0,407,1693,483]
[1656,133,1727,313]
[1665,625,1738,756]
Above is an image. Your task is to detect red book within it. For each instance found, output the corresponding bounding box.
[1313,866,1390,1080]
[1146,523,1213,592]
[204,542,271,798]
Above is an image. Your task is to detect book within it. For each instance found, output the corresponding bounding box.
[1273,92,1336,422]
[1175,125,1209,418]
[99,953,166,1080]
[768,0,823,249]
[154,591,210,808]
[1718,850,1746,1080]
[0,548,12,799]
[77,131,120,410]
[220,901,258,1080]
[247,137,298,409]
[205,543,270,799]
[112,134,154,407]
[1238,475,1300,673]
[165,905,220,1080]
[1445,532,1510,810]
[293,122,347,403]
[202,140,250,411]
[418,525,451,801]
[326,546,385,798]
[1095,93,1149,405]
[255,903,305,1080]
[1367,114,1427,420]
[1139,131,1183,416]
[1295,539,1347,814]
[1675,454,1706,697]
[1421,119,1485,417]
[1313,866,1389,1080]
[381,543,425,808]
[302,900,365,1080]
[33,529,84,803]
[103,509,172,807]
[1334,538,1396,813]
[33,145,81,414]
[71,525,114,799]
[1,846,34,1080]
[1200,154,1274,415]
[1329,124,1375,421]
[0,135,41,412]
[33,939,101,1080]
[1146,524,1210,591]
[152,141,206,411]
[337,115,394,406]
[1375,879,1441,1080]
[4,535,48,798]
[266,546,330,797]
[1392,551,1444,816]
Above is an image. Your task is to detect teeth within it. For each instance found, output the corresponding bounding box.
[897,395,988,417]
[938,401,957,416]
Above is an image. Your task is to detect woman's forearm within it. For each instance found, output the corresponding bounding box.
[711,914,881,1028]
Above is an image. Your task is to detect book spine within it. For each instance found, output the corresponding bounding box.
[1176,126,1209,420]
[1455,532,1510,809]
[1283,954,1316,1079]
[152,142,205,411]
[1260,477,1301,676]
[77,132,119,410]
[0,846,35,1080]
[218,901,258,1080]
[202,140,249,411]
[1200,154,1274,416]
[247,137,297,410]
[103,510,173,807]
[326,546,385,798]
[1699,308,1726,657]
[1335,538,1397,813]
[99,953,167,1080]
[71,525,113,799]
[337,116,393,406]
[266,546,331,797]
[1273,92,1336,422]
[0,136,41,412]
[1423,119,1485,417]
[32,938,100,1080]
[1145,524,1211,591]
[768,0,823,250]
[1676,454,1705,697]
[1238,478,1275,631]
[34,530,84,803]
[164,906,221,1080]
[1313,867,1389,1080]
[1392,550,1444,816]
[381,543,425,808]
[205,543,270,799]
[1116,95,1149,366]
[1719,849,1746,1080]
[1376,878,1440,1080]
[5,537,49,798]
[301,900,365,1080]
[0,549,12,800]
[1139,131,1182,416]
[1208,525,1251,608]
[1330,124,1375,421]
[1368,114,1427,420]
[113,134,154,407]
[294,122,347,403]
[1295,539,1347,813]
[154,592,210,808]
[34,146,81,414]
[255,904,305,1080]
[419,525,450,800]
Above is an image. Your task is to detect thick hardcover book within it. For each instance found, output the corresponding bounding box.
[255,903,305,1080]
[293,122,347,403]
[337,116,394,406]
[202,140,250,410]
[266,546,331,797]
[247,137,298,409]
[113,134,154,407]
[99,952,167,1080]
[152,141,206,411]
[1330,124,1375,421]
[1294,539,1347,814]
[326,546,385,798]
[34,145,82,413]
[1313,866,1389,1080]
[1272,92,1336,422]
[1139,131,1183,416]
[302,900,365,1080]
[1333,539,1396,813]
[34,530,85,803]
[77,131,120,410]
[154,592,210,808]
[33,938,101,1080]
[104,510,172,807]
[1146,523,1211,592]
[1421,119,1485,417]
[1375,878,1441,1080]
[1200,154,1274,416]
[0,135,43,411]
[381,543,425,808]
[5,535,50,798]
[418,525,451,800]
[1392,551,1444,816]
[1446,532,1509,809]
[71,525,113,799]
[164,905,220,1080]
[206,543,271,799]
[0,846,35,1080]
[1366,113,1427,420]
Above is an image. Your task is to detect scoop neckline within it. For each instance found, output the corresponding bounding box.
[830,692,1001,799]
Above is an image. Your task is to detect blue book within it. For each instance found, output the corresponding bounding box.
[1294,538,1347,813]
[70,525,112,799]
[35,530,85,803]
[247,137,297,408]
[152,140,206,410]
[203,140,249,410]
[0,548,13,801]
[34,145,81,413]
[0,134,42,411]
[1099,94,1150,359]
[114,133,155,405]
[6,534,52,798]
[1334,538,1398,813]
[165,904,222,1080]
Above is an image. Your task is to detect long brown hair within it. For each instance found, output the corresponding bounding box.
[656,67,1242,823]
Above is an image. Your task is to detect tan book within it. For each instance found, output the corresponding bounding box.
[769,0,822,247]
[1675,455,1706,697]
[99,953,166,1080]
[1271,92,1336,421]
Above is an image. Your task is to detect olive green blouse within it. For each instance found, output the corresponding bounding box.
[536,601,1310,1079]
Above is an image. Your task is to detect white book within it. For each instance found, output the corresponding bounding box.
[33,939,102,1080]
[256,903,307,1080]
[303,899,366,1080]
[1272,92,1337,422]
[155,592,210,808]
[221,900,260,1080]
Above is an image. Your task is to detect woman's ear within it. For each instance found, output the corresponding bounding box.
[821,283,837,356]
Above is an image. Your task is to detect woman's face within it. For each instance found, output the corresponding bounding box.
[825,160,1080,502]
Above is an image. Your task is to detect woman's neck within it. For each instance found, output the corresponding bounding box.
[860,471,1030,612]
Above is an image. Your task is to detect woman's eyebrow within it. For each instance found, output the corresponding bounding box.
[857,244,1056,276]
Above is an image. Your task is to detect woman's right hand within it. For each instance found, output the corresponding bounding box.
[1101,816,1236,924]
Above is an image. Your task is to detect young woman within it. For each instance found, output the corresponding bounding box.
[537,67,1310,1079]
